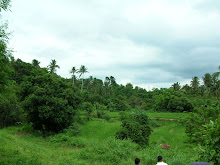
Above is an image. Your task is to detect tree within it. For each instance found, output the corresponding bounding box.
[47,59,60,74]
[212,65,220,79]
[21,71,81,133]
[190,76,200,94]
[70,66,77,86]
[212,66,220,99]
[203,73,213,93]
[0,0,11,11]
[171,82,181,91]
[77,65,88,91]
[0,13,12,91]
[32,59,40,67]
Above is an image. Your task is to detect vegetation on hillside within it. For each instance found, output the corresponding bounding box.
[0,1,220,164]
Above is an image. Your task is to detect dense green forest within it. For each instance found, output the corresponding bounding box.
[1,1,220,164]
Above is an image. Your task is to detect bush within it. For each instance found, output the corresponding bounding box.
[81,102,93,120]
[184,104,220,143]
[0,90,22,128]
[107,98,130,111]
[196,119,220,165]
[154,91,193,112]
[21,73,80,133]
[115,110,152,146]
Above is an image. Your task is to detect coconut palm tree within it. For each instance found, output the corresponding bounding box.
[202,73,213,94]
[69,67,77,85]
[77,65,88,91]
[32,59,40,67]
[213,65,220,78]
[171,82,181,91]
[48,59,60,74]
[190,76,200,94]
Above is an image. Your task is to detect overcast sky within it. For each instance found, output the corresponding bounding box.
[2,0,220,89]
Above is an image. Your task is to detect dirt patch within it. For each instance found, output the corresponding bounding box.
[14,133,30,136]
[151,118,178,121]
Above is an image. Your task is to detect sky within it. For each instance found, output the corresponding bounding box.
[1,0,220,89]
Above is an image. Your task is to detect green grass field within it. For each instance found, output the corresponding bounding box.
[0,112,195,165]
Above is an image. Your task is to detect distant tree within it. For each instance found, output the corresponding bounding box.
[212,65,220,79]
[10,58,34,84]
[70,66,77,85]
[190,76,200,94]
[171,82,181,91]
[48,59,60,74]
[77,65,88,91]
[32,59,40,67]
[203,73,213,93]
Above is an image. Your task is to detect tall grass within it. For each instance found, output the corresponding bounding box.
[0,113,195,165]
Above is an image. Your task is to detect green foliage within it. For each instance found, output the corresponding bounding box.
[0,23,13,91]
[0,87,22,128]
[196,119,220,165]
[0,0,11,11]
[154,89,193,112]
[184,101,220,143]
[115,110,152,146]
[81,102,93,119]
[21,72,81,133]
[107,97,130,111]
[10,58,35,84]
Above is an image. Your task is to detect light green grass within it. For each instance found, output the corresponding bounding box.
[0,117,194,165]
[108,112,189,120]
[146,112,189,119]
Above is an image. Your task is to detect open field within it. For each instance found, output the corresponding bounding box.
[0,113,195,165]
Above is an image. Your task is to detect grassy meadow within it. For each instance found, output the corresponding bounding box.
[0,112,195,165]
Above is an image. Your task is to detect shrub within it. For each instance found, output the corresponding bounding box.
[196,119,220,165]
[107,98,130,111]
[184,104,220,143]
[81,102,93,120]
[0,89,22,128]
[154,93,193,112]
[115,110,152,146]
[21,73,80,133]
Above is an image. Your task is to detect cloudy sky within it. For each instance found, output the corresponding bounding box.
[2,0,220,89]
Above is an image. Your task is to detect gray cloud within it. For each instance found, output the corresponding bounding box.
[2,0,220,89]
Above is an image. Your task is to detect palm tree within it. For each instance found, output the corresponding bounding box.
[212,66,220,99]
[48,59,60,74]
[203,73,213,88]
[77,65,88,91]
[32,59,40,67]
[69,67,77,85]
[171,82,181,91]
[213,65,220,78]
[190,76,200,94]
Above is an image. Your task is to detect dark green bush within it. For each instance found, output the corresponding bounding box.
[184,103,220,143]
[21,73,81,133]
[196,119,220,165]
[154,91,193,112]
[81,102,93,120]
[0,89,22,128]
[107,98,130,111]
[115,110,152,146]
